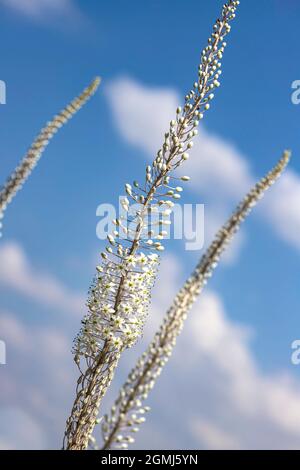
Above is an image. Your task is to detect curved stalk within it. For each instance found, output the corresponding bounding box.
[0,77,100,237]
[63,0,240,451]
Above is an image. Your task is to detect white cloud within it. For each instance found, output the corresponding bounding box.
[129,256,300,450]
[106,77,178,156]
[184,291,300,445]
[1,254,300,449]
[80,257,293,451]
[0,241,85,316]
[0,311,29,349]
[0,407,47,450]
[0,0,80,22]
[259,169,300,250]
[191,419,241,450]
[105,76,300,254]
[107,255,300,450]
[188,291,256,377]
[0,309,76,449]
[105,76,252,200]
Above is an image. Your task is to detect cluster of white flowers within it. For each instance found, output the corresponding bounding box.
[65,0,241,451]
[0,77,100,238]
[100,151,290,450]
[74,252,159,358]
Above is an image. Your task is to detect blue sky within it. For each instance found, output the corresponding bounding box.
[0,0,300,450]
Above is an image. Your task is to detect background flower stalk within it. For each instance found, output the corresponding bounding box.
[0,77,100,238]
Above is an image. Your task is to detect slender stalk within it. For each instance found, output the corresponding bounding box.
[0,77,100,237]
[99,151,290,450]
[64,0,240,451]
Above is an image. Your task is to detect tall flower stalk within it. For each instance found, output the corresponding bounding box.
[0,78,100,238]
[99,151,290,450]
[63,0,240,450]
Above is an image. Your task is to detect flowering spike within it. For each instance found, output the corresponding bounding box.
[64,0,240,450]
[0,77,101,238]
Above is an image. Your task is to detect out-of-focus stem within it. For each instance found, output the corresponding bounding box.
[0,77,100,235]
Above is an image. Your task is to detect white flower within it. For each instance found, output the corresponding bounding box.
[102,304,115,316]
[111,336,123,349]
[125,255,136,266]
[137,253,148,265]
[102,327,112,339]
[120,303,133,315]
[113,317,124,329]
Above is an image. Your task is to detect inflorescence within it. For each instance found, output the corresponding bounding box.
[73,0,240,360]
[64,0,240,450]
[0,77,100,238]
